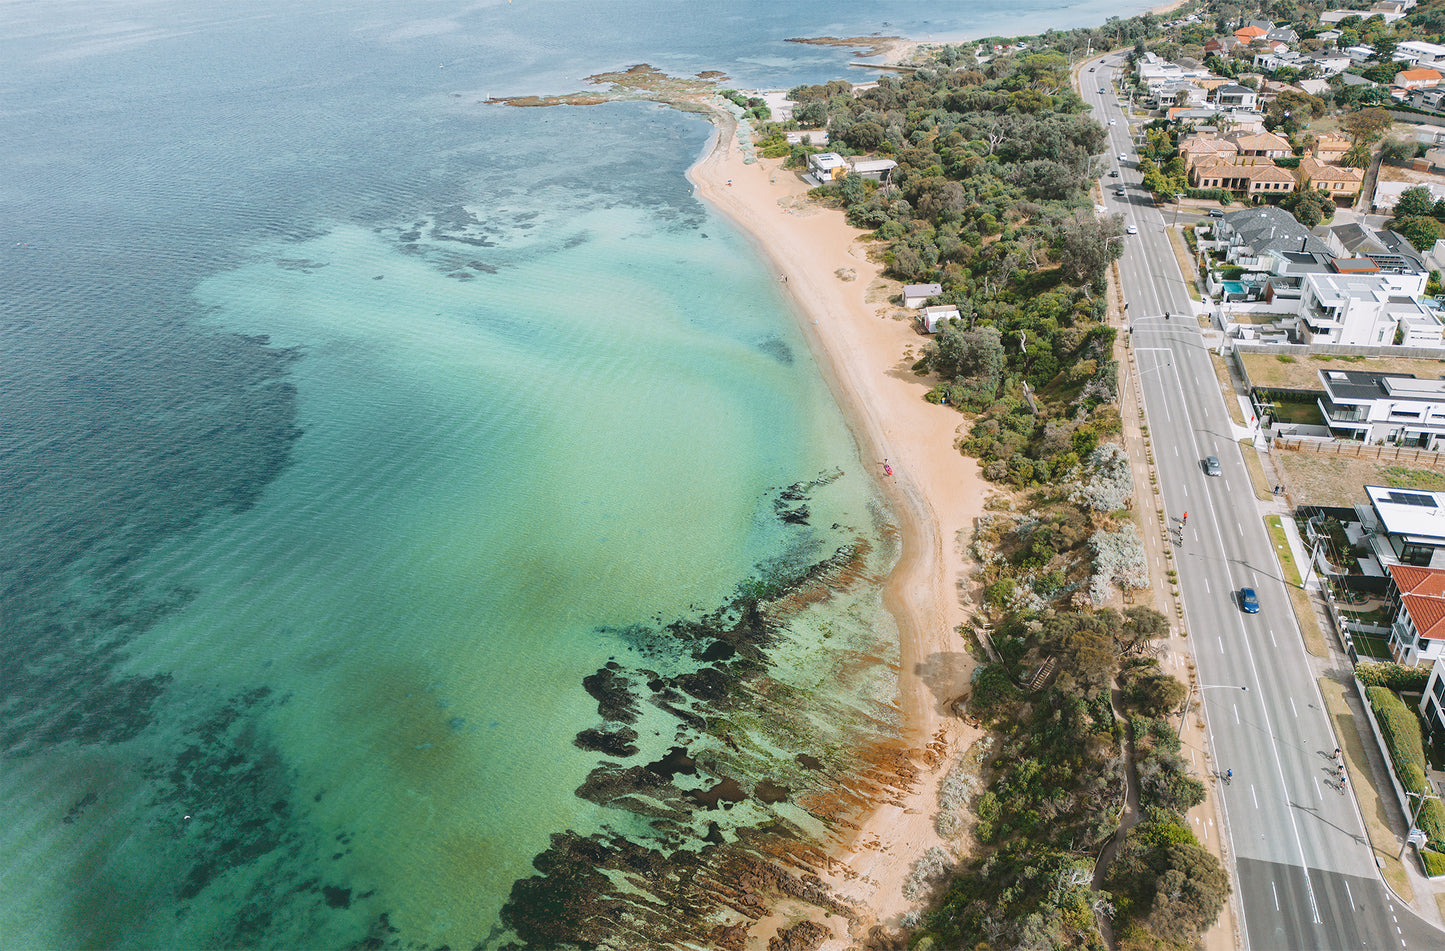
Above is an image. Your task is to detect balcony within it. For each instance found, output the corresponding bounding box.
[1319,398,1369,423]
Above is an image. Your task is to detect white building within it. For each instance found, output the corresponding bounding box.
[1386,564,1445,666]
[1345,45,1379,62]
[848,157,897,181]
[807,152,849,181]
[919,305,960,333]
[1298,272,1437,346]
[1321,375,1445,449]
[1396,40,1445,68]
[1422,656,1445,736]
[1359,486,1445,571]
[901,283,942,308]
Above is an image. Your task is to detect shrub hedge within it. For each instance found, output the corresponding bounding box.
[1365,685,1445,848]
[1421,848,1445,878]
[1357,661,1432,693]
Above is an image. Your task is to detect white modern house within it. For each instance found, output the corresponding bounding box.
[1321,371,1445,448]
[1358,485,1445,570]
[1397,40,1445,68]
[1422,656,1445,736]
[1296,272,1437,346]
[807,152,849,181]
[902,283,943,308]
[1386,564,1445,666]
[919,305,960,333]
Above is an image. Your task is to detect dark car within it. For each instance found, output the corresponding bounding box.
[1114,188,1127,197]
[1204,455,1221,476]
[1239,588,1260,614]
[1208,209,1224,218]
[1109,170,1119,177]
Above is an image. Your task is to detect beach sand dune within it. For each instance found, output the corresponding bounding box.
[691,115,992,944]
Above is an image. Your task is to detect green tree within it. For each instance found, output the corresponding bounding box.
[1340,106,1393,146]
[1283,189,1336,227]
[1395,186,1436,219]
[1393,214,1442,251]
[1055,211,1126,288]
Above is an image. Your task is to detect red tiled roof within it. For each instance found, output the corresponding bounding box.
[1403,593,1445,639]
[1389,563,1445,597]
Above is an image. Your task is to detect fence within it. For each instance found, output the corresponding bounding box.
[1274,437,1445,470]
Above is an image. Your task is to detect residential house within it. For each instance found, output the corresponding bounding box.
[1204,36,1241,56]
[1253,48,1298,72]
[1422,656,1445,736]
[1299,78,1333,96]
[1292,156,1365,199]
[1299,273,1438,346]
[1214,206,1332,267]
[1358,486,1445,574]
[1307,51,1353,76]
[848,157,896,181]
[1323,8,1405,22]
[1345,45,1379,63]
[901,283,942,308]
[1228,129,1293,158]
[1411,88,1445,112]
[1308,131,1352,164]
[1315,30,1344,45]
[1234,25,1267,42]
[1385,564,1445,666]
[1395,67,1444,91]
[1396,40,1445,68]
[1179,134,1239,170]
[919,305,960,333]
[1374,0,1416,15]
[1266,26,1301,45]
[1323,224,1428,272]
[1191,157,1297,195]
[807,152,849,181]
[1214,82,1259,109]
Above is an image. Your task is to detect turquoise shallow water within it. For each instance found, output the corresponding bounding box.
[1,1,1157,946]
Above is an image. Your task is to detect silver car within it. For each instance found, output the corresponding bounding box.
[1204,455,1222,476]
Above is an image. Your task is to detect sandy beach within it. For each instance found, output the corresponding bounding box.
[690,113,992,945]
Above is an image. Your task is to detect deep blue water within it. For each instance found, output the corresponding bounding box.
[0,1,1156,947]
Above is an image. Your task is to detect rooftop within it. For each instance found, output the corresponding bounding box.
[1368,484,1445,543]
[1322,370,1445,404]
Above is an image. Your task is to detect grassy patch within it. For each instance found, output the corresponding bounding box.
[1266,514,1327,657]
[1165,227,1203,301]
[1270,400,1325,426]
[1272,450,1445,508]
[1318,676,1414,901]
[1210,352,1247,427]
[1353,634,1393,661]
[1239,439,1274,501]
[1240,352,1445,391]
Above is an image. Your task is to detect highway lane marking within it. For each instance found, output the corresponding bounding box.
[1314,776,1322,798]
[1204,578,1210,593]
[1250,784,1258,809]
[1233,703,1240,724]
[1271,881,1280,911]
[1289,696,1297,718]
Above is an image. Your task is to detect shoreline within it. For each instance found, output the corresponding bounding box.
[688,111,990,944]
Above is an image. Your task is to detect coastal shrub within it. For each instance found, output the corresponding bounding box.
[1072,442,1133,513]
[1356,661,1432,693]
[902,847,955,902]
[1088,525,1149,604]
[1422,849,1445,878]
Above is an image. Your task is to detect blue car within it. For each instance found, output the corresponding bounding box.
[1240,588,1260,614]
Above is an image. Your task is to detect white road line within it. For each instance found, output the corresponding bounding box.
[1289,696,1298,718]
[1234,704,1240,725]
[1314,776,1321,799]
[1272,881,1281,911]
[1205,578,1211,593]
[1251,784,1259,809]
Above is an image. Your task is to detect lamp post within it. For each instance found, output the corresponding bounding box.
[1400,789,1441,860]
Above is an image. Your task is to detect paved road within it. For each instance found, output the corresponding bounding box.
[1083,56,1444,951]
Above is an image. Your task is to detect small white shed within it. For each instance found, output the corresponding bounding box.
[902,283,943,309]
[920,305,960,333]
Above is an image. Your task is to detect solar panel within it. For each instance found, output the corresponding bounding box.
[1387,492,1437,507]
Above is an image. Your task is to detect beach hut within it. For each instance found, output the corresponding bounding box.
[902,283,942,308]
[919,305,960,333]
[848,157,897,182]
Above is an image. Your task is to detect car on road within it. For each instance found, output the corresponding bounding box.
[1208,209,1223,218]
[1126,224,1138,234]
[1089,66,1096,71]
[1239,588,1260,614]
[1204,455,1221,476]
[1108,118,1116,125]
[1114,188,1127,197]
[1099,87,1106,93]
[1118,153,1127,161]
[1109,169,1119,177]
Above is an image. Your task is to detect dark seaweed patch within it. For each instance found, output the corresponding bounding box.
[582,664,639,723]
[573,726,638,757]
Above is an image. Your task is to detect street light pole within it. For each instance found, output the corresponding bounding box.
[1400,789,1441,861]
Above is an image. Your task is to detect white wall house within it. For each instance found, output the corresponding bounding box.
[1386,564,1445,666]
[1422,657,1445,736]
[902,283,942,308]
[1320,373,1445,448]
[1358,485,1445,571]
[919,305,960,333]
[807,152,849,181]
[1297,272,1435,346]
[1397,40,1445,68]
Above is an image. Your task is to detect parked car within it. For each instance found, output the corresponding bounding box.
[1208,209,1224,218]
[1239,588,1260,614]
[1204,455,1221,476]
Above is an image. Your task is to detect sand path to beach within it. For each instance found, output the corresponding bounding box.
[690,114,991,944]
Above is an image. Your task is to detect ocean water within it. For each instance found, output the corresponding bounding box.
[0,1,1157,947]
